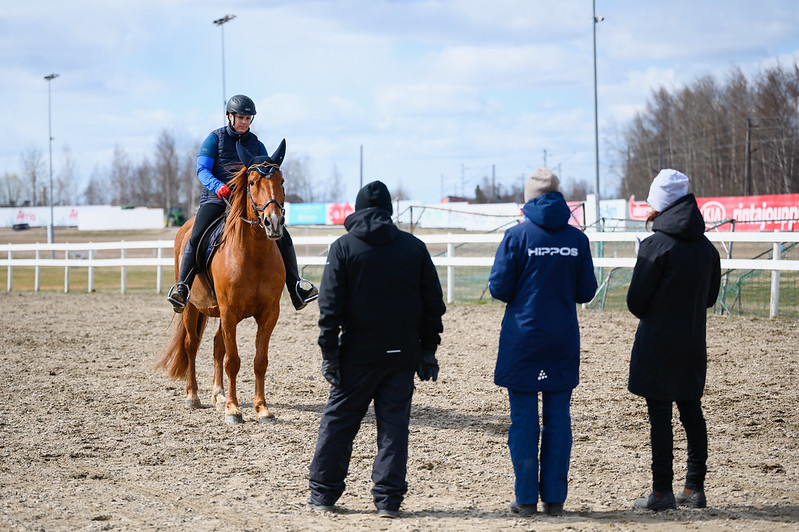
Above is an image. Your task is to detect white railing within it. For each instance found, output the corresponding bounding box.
[2,232,799,315]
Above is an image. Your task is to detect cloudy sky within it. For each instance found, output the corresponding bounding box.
[2,0,798,204]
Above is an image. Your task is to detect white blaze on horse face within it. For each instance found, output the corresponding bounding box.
[264,211,283,239]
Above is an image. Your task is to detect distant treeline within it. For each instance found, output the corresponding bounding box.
[619,61,799,200]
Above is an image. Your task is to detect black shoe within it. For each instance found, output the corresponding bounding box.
[633,491,676,511]
[306,497,335,513]
[510,500,537,516]
[291,279,319,310]
[675,488,707,508]
[542,502,564,516]
[167,283,191,313]
[377,509,399,518]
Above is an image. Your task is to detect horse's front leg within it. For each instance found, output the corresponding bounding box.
[219,315,243,424]
[211,323,226,410]
[253,308,280,423]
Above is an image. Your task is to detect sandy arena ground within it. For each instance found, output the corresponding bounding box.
[0,290,798,531]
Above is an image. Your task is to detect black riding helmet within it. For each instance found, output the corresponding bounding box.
[226,94,257,116]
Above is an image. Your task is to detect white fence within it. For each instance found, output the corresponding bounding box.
[2,232,799,315]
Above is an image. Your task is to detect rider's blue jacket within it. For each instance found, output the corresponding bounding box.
[196,125,266,206]
[489,192,597,392]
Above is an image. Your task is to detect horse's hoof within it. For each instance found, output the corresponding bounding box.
[225,414,244,424]
[185,398,201,409]
[258,415,277,424]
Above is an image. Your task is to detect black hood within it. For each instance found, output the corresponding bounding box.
[652,193,706,241]
[343,207,399,246]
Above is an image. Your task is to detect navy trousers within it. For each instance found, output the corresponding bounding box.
[645,398,707,493]
[507,389,573,505]
[308,364,415,511]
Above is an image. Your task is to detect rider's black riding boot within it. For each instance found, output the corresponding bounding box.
[167,241,197,313]
[277,230,319,311]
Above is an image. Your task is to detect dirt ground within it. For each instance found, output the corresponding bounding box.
[0,290,798,531]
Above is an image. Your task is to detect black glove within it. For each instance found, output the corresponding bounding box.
[417,352,439,382]
[321,359,341,388]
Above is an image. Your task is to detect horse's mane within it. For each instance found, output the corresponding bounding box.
[222,165,250,246]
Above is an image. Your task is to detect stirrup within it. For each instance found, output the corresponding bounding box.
[292,279,319,310]
[167,282,191,313]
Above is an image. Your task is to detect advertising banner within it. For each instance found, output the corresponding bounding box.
[629,194,799,232]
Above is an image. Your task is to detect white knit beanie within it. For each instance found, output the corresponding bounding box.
[524,167,560,202]
[647,169,689,212]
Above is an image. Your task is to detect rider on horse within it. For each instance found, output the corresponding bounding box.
[167,94,318,313]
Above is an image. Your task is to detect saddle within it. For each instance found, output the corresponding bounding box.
[194,212,227,301]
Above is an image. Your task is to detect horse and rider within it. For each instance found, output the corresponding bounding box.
[167,94,318,313]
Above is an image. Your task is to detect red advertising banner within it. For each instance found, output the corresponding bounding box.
[629,194,799,232]
[327,203,354,225]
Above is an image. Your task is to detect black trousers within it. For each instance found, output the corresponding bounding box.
[185,202,300,291]
[645,398,708,493]
[308,364,415,511]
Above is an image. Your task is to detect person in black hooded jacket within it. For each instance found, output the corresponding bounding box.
[307,180,446,519]
[627,169,721,512]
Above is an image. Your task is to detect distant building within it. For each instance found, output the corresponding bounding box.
[441,196,471,204]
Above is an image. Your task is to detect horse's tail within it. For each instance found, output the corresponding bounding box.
[156,315,190,379]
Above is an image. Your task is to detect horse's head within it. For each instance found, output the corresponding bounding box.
[235,139,287,240]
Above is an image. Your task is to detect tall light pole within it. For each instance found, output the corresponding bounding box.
[592,1,604,229]
[44,73,59,250]
[213,14,236,117]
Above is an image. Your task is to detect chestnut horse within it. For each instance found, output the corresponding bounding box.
[157,140,287,424]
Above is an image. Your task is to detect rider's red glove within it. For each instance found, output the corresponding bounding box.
[216,184,231,199]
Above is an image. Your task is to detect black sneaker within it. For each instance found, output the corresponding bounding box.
[167,283,190,313]
[675,488,707,508]
[510,500,537,516]
[377,509,399,518]
[542,502,564,516]
[633,491,676,511]
[292,279,319,310]
[306,497,335,513]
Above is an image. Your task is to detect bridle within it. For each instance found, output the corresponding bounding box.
[241,161,285,230]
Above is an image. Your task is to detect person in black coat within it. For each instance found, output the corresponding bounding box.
[307,181,446,518]
[627,169,721,511]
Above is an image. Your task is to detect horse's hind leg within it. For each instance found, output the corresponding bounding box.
[211,322,226,410]
[183,309,206,409]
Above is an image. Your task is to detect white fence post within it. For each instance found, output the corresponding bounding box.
[34,249,40,291]
[447,241,455,304]
[156,246,163,294]
[6,250,11,292]
[88,248,95,293]
[121,245,127,294]
[770,239,782,318]
[64,249,69,293]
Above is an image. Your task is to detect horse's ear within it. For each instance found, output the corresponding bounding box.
[236,141,255,168]
[269,139,286,168]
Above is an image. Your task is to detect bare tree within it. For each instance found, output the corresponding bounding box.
[561,179,590,201]
[618,61,799,199]
[282,154,314,202]
[154,129,179,210]
[19,147,45,206]
[129,156,156,206]
[83,165,114,205]
[109,145,133,206]
[0,171,24,206]
[55,144,78,205]
[325,164,345,202]
[392,182,409,201]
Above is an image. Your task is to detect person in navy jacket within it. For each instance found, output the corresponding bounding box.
[167,94,317,313]
[489,167,597,517]
[628,169,721,512]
